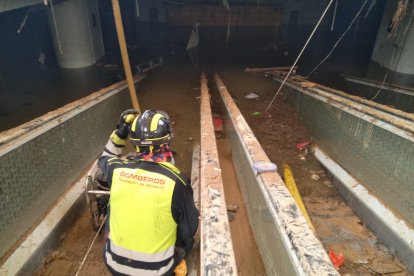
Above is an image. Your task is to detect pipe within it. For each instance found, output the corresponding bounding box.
[283,163,316,233]
[111,0,141,112]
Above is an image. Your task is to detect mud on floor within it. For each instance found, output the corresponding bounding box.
[34,211,109,276]
[213,68,409,275]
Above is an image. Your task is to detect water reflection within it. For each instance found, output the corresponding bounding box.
[0,64,117,132]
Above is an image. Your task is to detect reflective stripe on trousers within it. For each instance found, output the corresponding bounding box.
[104,240,175,275]
[105,251,174,276]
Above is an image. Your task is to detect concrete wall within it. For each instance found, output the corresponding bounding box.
[0,81,132,260]
[47,0,105,68]
[280,81,414,227]
[371,0,414,75]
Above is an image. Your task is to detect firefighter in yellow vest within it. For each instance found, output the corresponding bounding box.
[98,109,199,275]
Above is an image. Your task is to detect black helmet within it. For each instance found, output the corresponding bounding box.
[130,109,173,147]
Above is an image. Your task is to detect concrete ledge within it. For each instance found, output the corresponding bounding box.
[315,147,414,273]
[0,169,89,276]
[199,73,237,275]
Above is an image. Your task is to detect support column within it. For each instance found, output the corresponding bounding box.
[371,0,414,82]
[47,0,105,68]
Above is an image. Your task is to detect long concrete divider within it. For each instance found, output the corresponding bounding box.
[199,73,238,275]
[214,73,338,275]
[0,75,144,274]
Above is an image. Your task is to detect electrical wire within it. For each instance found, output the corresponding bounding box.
[370,71,388,101]
[330,0,338,31]
[74,215,107,276]
[307,0,369,77]
[264,0,334,114]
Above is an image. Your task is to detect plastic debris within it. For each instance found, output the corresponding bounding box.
[253,161,277,173]
[213,116,224,132]
[244,93,259,100]
[310,173,320,181]
[329,251,345,269]
[296,141,311,151]
[251,111,261,116]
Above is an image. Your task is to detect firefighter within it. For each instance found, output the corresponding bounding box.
[98,109,199,275]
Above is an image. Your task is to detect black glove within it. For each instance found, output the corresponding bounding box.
[115,109,139,139]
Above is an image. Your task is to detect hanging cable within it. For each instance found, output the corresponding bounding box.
[370,71,388,101]
[17,7,32,34]
[330,0,338,31]
[75,215,107,276]
[364,0,377,18]
[264,0,334,114]
[307,0,369,77]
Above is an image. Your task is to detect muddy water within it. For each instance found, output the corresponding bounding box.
[217,139,266,275]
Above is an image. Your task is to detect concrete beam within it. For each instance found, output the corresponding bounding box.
[199,73,238,275]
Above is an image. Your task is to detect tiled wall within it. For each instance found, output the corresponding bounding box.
[0,89,131,259]
[287,87,414,226]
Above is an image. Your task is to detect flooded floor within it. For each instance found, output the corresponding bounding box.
[34,57,410,275]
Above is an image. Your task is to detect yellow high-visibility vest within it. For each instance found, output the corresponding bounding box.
[109,166,177,256]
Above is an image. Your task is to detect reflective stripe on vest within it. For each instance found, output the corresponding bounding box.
[105,250,174,276]
[109,240,174,262]
[109,167,177,262]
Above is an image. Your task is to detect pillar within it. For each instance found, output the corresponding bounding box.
[371,0,414,77]
[47,0,105,68]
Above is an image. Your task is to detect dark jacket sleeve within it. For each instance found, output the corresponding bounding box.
[96,132,126,184]
[171,173,199,255]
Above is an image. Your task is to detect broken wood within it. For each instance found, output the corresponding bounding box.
[299,81,316,88]
[244,66,298,73]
